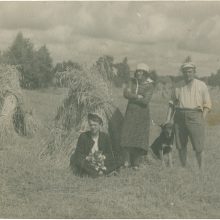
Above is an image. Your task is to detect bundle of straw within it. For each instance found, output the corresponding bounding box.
[0,113,18,145]
[24,109,41,137]
[55,67,114,131]
[42,66,116,158]
[0,64,40,145]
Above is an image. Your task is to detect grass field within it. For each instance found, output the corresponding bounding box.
[0,87,220,218]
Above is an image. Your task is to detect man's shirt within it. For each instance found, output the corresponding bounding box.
[91,135,99,154]
[169,79,212,110]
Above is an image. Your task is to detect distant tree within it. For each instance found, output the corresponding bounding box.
[95,55,115,82]
[32,45,53,88]
[2,32,54,89]
[113,57,130,87]
[207,70,220,87]
[170,75,183,83]
[53,60,81,73]
[3,32,34,65]
[183,56,192,63]
[63,60,81,71]
[53,62,63,73]
[157,75,172,85]
[3,32,35,88]
[149,69,158,84]
[199,76,209,84]
[94,55,132,87]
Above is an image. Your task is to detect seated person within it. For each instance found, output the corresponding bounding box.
[70,113,118,177]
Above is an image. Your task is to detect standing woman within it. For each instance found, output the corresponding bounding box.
[120,63,155,169]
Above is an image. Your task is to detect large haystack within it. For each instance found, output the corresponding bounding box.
[41,66,124,165]
[0,64,40,145]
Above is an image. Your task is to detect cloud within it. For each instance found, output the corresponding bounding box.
[0,2,53,30]
[1,1,220,48]
[0,2,186,44]
[1,2,220,75]
[0,2,82,30]
[72,3,185,44]
[178,15,220,54]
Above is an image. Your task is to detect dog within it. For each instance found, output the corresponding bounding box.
[150,123,174,167]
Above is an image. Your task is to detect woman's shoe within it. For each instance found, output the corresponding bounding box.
[123,161,130,168]
[132,166,139,171]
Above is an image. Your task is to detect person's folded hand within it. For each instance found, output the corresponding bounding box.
[137,95,144,99]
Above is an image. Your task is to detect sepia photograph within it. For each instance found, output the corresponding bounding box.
[0,1,220,218]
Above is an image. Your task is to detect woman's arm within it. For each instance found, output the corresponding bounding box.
[136,84,154,106]
[123,80,139,100]
[130,84,154,107]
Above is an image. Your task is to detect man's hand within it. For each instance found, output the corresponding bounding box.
[98,170,104,176]
[163,105,175,125]
[203,108,209,119]
[137,95,144,99]
[162,120,171,127]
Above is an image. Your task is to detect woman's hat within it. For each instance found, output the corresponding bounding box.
[136,63,150,73]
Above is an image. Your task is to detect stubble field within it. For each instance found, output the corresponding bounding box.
[0,87,220,218]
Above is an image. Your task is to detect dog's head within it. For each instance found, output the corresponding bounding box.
[160,123,174,139]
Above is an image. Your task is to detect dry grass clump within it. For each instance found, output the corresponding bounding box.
[0,64,40,145]
[41,67,116,160]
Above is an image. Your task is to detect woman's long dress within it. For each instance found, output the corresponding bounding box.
[120,78,154,153]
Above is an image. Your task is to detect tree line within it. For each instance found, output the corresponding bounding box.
[1,32,220,89]
[0,32,53,89]
[0,32,130,89]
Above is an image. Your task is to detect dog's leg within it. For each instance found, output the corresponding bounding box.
[160,149,165,167]
[168,152,173,168]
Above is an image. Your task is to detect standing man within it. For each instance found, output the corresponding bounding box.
[165,61,212,169]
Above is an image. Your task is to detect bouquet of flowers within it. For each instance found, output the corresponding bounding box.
[86,150,107,175]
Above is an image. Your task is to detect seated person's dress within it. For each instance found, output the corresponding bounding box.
[70,131,119,177]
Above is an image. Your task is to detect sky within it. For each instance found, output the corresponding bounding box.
[1,1,220,76]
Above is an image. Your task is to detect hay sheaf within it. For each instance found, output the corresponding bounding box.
[42,67,116,159]
[0,64,40,145]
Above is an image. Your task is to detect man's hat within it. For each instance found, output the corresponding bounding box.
[88,112,103,125]
[136,63,150,72]
[181,62,196,70]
